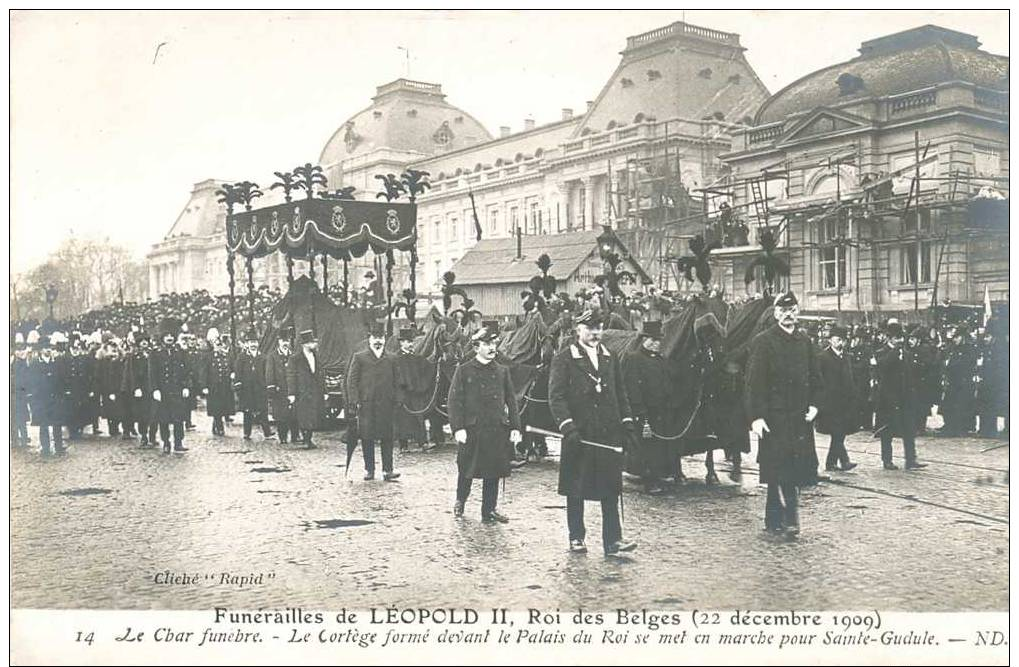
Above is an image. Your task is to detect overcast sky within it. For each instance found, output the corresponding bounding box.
[10,9,1008,273]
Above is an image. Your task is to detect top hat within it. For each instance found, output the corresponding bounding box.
[398,326,418,342]
[276,326,294,341]
[829,325,849,339]
[639,320,663,339]
[367,322,387,338]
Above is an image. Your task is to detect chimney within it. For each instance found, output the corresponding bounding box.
[561,107,574,120]
[586,100,594,112]
[499,126,511,138]
[524,118,536,131]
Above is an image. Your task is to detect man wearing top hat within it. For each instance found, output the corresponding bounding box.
[448,320,522,522]
[815,325,859,472]
[347,322,400,480]
[148,317,193,453]
[393,325,427,451]
[286,329,326,448]
[549,309,638,557]
[619,320,673,494]
[265,327,295,444]
[233,328,274,441]
[874,322,928,470]
[28,332,72,455]
[745,291,821,536]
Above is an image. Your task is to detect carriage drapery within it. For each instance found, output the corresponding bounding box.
[227,199,418,260]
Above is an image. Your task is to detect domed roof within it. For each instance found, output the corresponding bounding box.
[319,79,493,166]
[755,25,1008,125]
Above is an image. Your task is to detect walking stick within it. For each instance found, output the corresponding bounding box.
[524,425,623,454]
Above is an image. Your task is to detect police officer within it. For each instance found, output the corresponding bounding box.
[204,329,235,436]
[264,327,295,444]
[233,328,273,440]
[549,309,638,557]
[448,320,522,522]
[348,322,399,481]
[286,329,326,449]
[816,325,858,472]
[745,292,821,537]
[874,322,928,470]
[148,318,193,453]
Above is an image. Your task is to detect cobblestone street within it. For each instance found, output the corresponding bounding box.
[10,416,1008,611]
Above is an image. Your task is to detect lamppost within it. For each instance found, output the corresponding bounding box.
[44,284,59,320]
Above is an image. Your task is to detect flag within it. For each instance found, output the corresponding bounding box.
[468,189,482,242]
[983,285,992,326]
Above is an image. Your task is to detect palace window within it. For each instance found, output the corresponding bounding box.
[899,241,933,285]
[973,147,1001,177]
[817,218,847,290]
[508,206,519,235]
[900,206,932,235]
[488,207,499,235]
[446,213,458,243]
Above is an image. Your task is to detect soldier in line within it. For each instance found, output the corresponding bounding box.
[347,322,400,481]
[148,318,193,453]
[393,326,427,451]
[28,332,71,456]
[619,320,673,495]
[183,333,203,431]
[65,336,96,440]
[96,341,128,439]
[203,328,235,436]
[286,329,326,449]
[907,325,940,434]
[744,292,821,537]
[448,320,522,522]
[122,332,156,447]
[11,333,31,447]
[815,325,858,472]
[264,328,295,444]
[233,329,274,441]
[941,327,977,436]
[549,309,638,557]
[874,322,928,470]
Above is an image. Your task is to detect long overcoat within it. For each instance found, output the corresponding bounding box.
[549,342,634,500]
[263,348,292,424]
[347,349,397,441]
[447,357,521,479]
[147,346,193,423]
[619,346,677,478]
[204,349,236,417]
[286,350,325,431]
[234,353,268,413]
[744,325,821,485]
[11,357,31,424]
[28,355,71,426]
[873,346,921,439]
[120,350,152,424]
[392,350,428,441]
[97,356,128,422]
[815,348,859,436]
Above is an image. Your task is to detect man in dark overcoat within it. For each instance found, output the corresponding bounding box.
[11,333,31,447]
[347,322,399,480]
[147,318,193,453]
[619,320,674,494]
[874,322,928,470]
[744,292,821,537]
[286,329,326,448]
[393,326,427,450]
[233,329,273,440]
[549,309,638,557]
[941,327,977,436]
[121,333,156,446]
[448,321,522,522]
[203,330,235,436]
[816,325,858,472]
[97,343,128,438]
[27,332,71,455]
[264,328,294,444]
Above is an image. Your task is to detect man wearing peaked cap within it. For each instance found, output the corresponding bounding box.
[873,320,927,470]
[549,307,638,557]
[122,329,156,446]
[148,317,194,453]
[448,318,522,522]
[745,290,821,537]
[286,330,326,448]
[347,322,399,479]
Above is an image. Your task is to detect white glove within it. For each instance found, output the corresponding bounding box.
[751,418,770,439]
[134,388,142,398]
[642,421,653,439]
[288,395,296,404]
[454,429,467,444]
[108,394,116,401]
[324,394,329,401]
[931,404,939,417]
[153,389,162,402]
[182,388,190,398]
[509,429,522,444]
[805,405,818,422]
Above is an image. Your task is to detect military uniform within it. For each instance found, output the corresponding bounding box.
[121,341,156,446]
[204,348,235,435]
[873,326,925,469]
[147,319,193,453]
[264,342,294,443]
[97,352,127,437]
[234,347,272,439]
[448,322,521,521]
[347,326,398,478]
[744,293,821,534]
[548,310,636,555]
